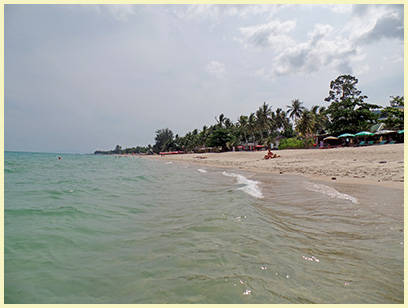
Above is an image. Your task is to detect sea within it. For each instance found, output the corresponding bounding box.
[4,151,404,304]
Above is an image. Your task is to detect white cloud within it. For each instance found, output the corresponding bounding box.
[205,61,226,78]
[80,4,137,21]
[175,4,285,20]
[255,23,358,78]
[324,4,353,14]
[238,19,296,50]
[354,64,370,75]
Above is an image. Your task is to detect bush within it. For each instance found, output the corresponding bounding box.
[278,138,313,150]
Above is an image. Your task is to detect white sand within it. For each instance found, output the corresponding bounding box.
[145,144,404,189]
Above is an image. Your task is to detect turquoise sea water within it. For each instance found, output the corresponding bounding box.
[5,151,403,303]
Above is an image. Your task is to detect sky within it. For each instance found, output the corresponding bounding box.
[5,4,404,154]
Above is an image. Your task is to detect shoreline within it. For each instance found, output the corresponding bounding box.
[141,144,404,190]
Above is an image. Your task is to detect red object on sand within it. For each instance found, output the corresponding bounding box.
[159,151,184,155]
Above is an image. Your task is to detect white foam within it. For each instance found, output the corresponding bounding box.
[222,171,263,199]
[197,169,207,173]
[304,182,358,204]
[165,162,173,165]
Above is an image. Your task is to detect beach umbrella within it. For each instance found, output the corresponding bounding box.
[374,130,396,135]
[355,131,374,136]
[337,133,355,138]
[398,129,404,134]
[323,136,339,140]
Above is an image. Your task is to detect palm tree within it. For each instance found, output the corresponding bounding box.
[248,113,257,143]
[224,118,233,129]
[238,115,248,144]
[215,113,226,128]
[275,108,287,131]
[287,99,305,123]
[256,102,272,143]
[296,110,315,138]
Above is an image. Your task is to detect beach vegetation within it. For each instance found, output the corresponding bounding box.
[278,137,312,150]
[206,127,232,151]
[325,75,380,135]
[381,96,404,130]
[153,128,175,153]
[95,75,403,155]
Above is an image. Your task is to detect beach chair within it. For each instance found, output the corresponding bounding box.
[367,141,374,145]
[378,140,387,145]
[357,141,366,146]
[389,140,396,144]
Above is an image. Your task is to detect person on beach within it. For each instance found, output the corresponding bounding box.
[264,149,280,159]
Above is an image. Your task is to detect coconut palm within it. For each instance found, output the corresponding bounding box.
[215,113,226,128]
[255,102,272,143]
[287,99,305,123]
[296,110,315,138]
[238,115,249,144]
[248,113,257,143]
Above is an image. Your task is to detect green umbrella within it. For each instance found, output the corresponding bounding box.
[337,133,355,138]
[398,129,404,134]
[355,131,374,136]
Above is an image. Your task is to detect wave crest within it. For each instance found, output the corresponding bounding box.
[304,182,358,204]
[222,171,263,199]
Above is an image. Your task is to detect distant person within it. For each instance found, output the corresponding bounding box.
[58,156,62,160]
[264,149,280,159]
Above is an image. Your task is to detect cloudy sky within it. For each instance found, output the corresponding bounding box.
[5,4,404,153]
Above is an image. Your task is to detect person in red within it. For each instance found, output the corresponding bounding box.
[264,149,280,159]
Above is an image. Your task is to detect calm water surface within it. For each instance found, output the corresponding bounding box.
[5,151,403,303]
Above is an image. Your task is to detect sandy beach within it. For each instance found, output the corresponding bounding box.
[145,144,404,189]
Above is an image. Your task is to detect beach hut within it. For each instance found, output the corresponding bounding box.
[323,136,340,148]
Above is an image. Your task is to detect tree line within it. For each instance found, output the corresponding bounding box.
[94,75,404,155]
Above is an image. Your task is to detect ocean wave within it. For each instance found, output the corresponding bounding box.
[197,169,207,173]
[304,182,358,204]
[222,171,263,199]
[5,206,86,217]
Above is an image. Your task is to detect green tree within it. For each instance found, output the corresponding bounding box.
[153,128,174,153]
[381,96,404,130]
[325,75,380,135]
[114,145,122,154]
[206,127,232,151]
[324,75,366,103]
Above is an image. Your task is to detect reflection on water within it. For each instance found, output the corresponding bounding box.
[5,152,403,303]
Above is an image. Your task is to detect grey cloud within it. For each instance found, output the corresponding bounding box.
[352,4,403,44]
[359,13,403,43]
